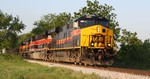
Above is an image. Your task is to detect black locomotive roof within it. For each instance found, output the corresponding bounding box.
[74,15,109,22]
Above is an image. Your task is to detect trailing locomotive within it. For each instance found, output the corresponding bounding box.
[19,15,115,66]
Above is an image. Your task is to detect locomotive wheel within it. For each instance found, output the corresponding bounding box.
[74,62,77,65]
[79,62,82,65]
[108,58,114,65]
[84,63,87,66]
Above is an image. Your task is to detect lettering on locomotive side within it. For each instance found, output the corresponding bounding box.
[71,29,81,36]
[56,37,73,44]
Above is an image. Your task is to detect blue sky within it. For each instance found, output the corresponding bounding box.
[0,0,150,41]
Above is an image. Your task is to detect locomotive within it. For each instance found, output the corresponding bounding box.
[19,15,115,66]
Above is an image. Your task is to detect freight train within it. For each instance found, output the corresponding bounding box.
[19,15,115,66]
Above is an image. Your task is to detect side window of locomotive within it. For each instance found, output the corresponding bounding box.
[79,20,94,28]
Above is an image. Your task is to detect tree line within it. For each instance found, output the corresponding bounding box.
[0,0,149,69]
[0,11,25,49]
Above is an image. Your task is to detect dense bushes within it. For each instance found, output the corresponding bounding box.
[115,39,150,70]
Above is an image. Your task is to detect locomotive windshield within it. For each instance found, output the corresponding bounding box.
[79,20,94,27]
[96,20,109,27]
[79,19,109,28]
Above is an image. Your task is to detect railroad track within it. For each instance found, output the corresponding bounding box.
[26,58,150,77]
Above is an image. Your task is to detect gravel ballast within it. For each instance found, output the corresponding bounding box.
[26,60,150,79]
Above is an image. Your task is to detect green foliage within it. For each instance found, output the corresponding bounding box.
[0,54,105,79]
[18,32,35,44]
[115,29,150,70]
[74,0,120,42]
[116,42,150,70]
[0,32,18,48]
[0,53,23,61]
[0,10,25,49]
[119,29,142,46]
[32,12,72,35]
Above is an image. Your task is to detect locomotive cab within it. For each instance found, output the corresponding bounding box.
[74,15,114,65]
[73,15,109,29]
[74,15,113,48]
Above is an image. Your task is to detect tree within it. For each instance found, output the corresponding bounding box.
[119,29,142,46]
[0,10,25,49]
[115,29,150,69]
[18,32,34,45]
[32,12,72,35]
[117,29,142,61]
[74,0,120,43]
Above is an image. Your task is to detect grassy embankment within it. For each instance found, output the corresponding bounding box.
[0,54,106,79]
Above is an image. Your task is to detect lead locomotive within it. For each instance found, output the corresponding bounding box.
[19,15,115,66]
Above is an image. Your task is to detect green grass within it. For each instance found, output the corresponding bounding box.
[0,54,107,79]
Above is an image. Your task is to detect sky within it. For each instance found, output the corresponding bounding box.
[0,0,150,41]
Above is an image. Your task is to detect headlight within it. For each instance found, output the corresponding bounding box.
[91,42,94,46]
[107,43,111,46]
[97,27,100,32]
